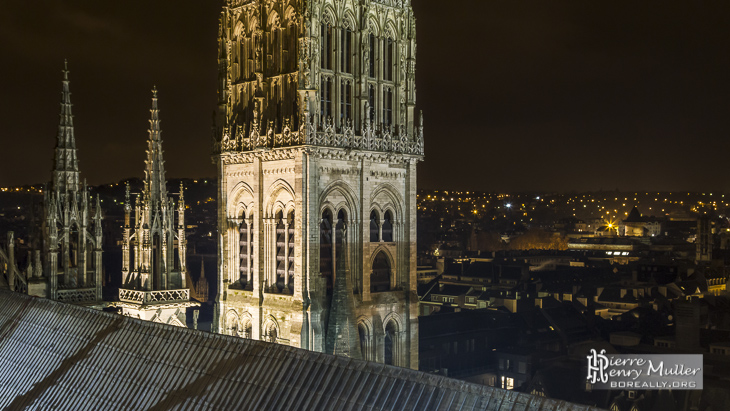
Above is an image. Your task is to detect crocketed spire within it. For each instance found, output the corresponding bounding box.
[143,87,168,205]
[52,60,80,193]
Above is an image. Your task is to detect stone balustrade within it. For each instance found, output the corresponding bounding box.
[119,288,190,304]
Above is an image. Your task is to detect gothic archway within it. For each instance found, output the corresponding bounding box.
[370,250,391,293]
[384,320,398,366]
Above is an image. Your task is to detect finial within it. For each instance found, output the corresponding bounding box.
[152,85,158,99]
[63,59,69,80]
[179,182,185,202]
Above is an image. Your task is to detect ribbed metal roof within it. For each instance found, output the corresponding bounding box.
[0,290,603,410]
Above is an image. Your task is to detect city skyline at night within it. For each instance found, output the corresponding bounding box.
[1,0,729,191]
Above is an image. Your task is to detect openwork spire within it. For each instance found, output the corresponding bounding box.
[143,87,168,204]
[52,60,80,192]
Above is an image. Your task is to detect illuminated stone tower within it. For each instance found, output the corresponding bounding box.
[213,0,422,369]
[41,61,104,304]
[117,89,197,326]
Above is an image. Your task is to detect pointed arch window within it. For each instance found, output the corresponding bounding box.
[369,33,376,78]
[320,210,334,291]
[384,320,398,365]
[69,223,80,270]
[239,213,251,288]
[287,210,295,293]
[341,26,353,74]
[242,319,252,339]
[383,87,393,127]
[384,37,394,81]
[382,211,393,242]
[226,312,239,337]
[340,80,352,126]
[321,22,333,70]
[320,77,333,122]
[285,23,299,72]
[270,26,282,75]
[336,209,347,259]
[275,210,286,292]
[358,323,370,360]
[368,85,376,122]
[265,322,278,343]
[369,211,379,242]
[371,251,391,293]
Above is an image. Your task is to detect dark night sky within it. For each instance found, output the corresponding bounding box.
[1,1,729,192]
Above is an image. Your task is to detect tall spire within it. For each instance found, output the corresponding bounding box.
[143,87,168,204]
[52,59,80,192]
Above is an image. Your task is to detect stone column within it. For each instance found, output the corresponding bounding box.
[247,216,253,286]
[284,221,290,289]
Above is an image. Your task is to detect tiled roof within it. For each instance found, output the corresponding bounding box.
[0,290,603,411]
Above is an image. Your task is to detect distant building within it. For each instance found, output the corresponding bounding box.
[619,206,661,237]
[696,215,712,263]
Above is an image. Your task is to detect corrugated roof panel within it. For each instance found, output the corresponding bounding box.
[0,291,605,411]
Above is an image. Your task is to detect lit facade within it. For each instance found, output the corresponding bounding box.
[40,62,104,305]
[213,0,422,368]
[116,89,197,326]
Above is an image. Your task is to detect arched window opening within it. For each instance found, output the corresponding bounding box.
[369,33,376,78]
[320,23,333,70]
[383,87,393,127]
[336,209,347,248]
[335,210,348,286]
[287,210,295,293]
[320,210,333,291]
[275,210,286,292]
[368,85,376,122]
[341,27,352,74]
[152,232,161,290]
[358,323,369,361]
[69,223,79,269]
[383,211,393,242]
[369,211,379,242]
[226,312,239,337]
[239,214,250,288]
[320,77,333,122]
[371,251,391,293]
[340,80,352,126]
[288,23,298,72]
[384,320,397,365]
[265,322,278,343]
[269,22,281,75]
[384,37,394,81]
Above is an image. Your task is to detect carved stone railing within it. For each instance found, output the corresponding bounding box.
[57,288,97,304]
[119,288,190,304]
[215,119,424,157]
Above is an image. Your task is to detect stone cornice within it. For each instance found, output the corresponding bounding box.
[218,145,422,165]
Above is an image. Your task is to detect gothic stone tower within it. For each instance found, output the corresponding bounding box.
[40,62,104,305]
[213,0,422,369]
[116,89,197,327]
